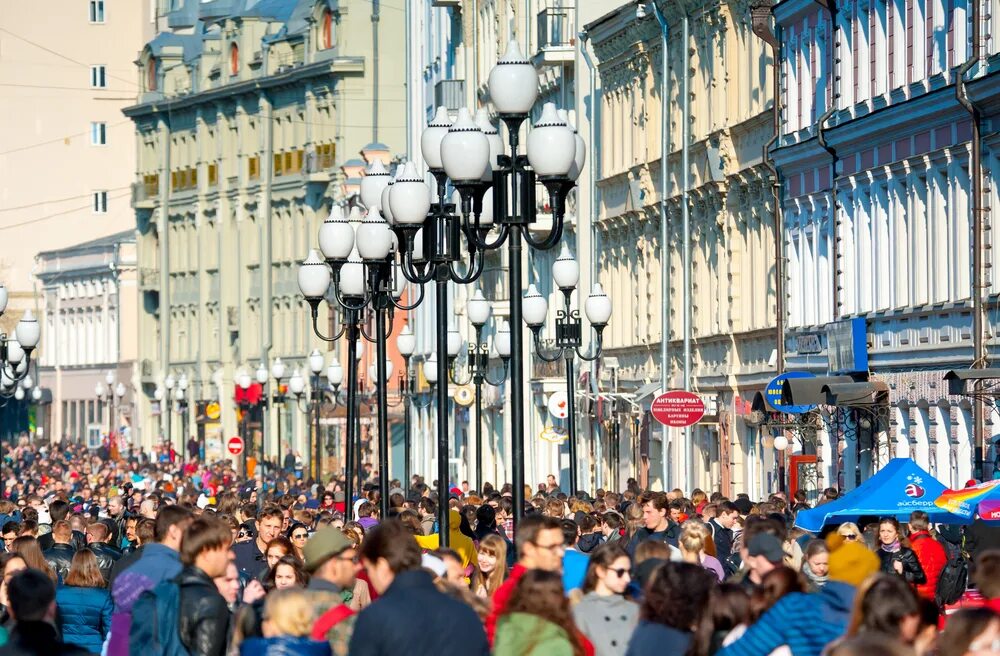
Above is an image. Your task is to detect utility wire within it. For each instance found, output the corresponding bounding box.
[0,119,133,156]
[0,82,137,93]
[0,186,131,213]
[0,191,132,232]
[0,28,137,88]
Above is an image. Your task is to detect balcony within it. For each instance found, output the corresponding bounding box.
[534,5,576,68]
[132,174,159,209]
[434,79,466,115]
[306,143,336,185]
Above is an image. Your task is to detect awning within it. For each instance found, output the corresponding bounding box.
[820,380,889,406]
[751,390,779,413]
[632,382,663,405]
[944,368,1000,395]
[781,375,854,406]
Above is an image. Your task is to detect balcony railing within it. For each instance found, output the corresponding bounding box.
[538,5,575,48]
[434,79,466,113]
[535,5,576,66]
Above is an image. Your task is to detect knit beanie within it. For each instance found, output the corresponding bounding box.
[825,532,879,587]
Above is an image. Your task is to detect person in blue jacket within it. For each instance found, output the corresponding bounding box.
[56,548,113,653]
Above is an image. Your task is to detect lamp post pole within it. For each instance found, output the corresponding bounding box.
[396,324,416,491]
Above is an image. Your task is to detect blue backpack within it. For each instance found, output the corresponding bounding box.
[129,579,190,656]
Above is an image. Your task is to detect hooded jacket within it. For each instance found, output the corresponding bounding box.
[716,582,857,656]
[493,613,575,656]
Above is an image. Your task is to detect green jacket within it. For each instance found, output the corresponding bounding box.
[493,612,574,656]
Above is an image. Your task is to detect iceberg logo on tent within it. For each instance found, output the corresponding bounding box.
[905,483,925,498]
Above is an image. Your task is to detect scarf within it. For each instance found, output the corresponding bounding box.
[880,539,901,553]
[802,561,829,587]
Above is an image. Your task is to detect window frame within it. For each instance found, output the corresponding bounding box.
[90,65,107,89]
[90,121,107,146]
[89,0,105,23]
[92,191,109,214]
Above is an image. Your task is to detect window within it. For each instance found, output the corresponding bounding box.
[230,43,239,75]
[147,58,157,91]
[90,122,107,145]
[89,0,105,23]
[90,65,107,88]
[322,9,333,49]
[93,191,108,213]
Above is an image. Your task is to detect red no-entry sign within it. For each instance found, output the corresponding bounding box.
[227,436,244,455]
[651,391,706,427]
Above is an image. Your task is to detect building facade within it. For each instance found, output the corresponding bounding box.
[35,232,138,448]
[125,0,406,467]
[0,0,153,438]
[585,0,779,496]
[771,0,1000,491]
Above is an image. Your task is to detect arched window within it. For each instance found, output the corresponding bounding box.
[147,57,157,91]
[322,9,333,49]
[230,43,240,75]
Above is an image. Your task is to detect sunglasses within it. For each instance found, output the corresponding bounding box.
[842,534,859,540]
[609,568,630,578]
[292,533,308,540]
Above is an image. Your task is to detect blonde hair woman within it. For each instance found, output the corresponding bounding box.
[472,534,508,599]
[679,520,725,581]
[239,588,330,655]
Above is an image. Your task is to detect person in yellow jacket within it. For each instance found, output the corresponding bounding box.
[414,509,478,580]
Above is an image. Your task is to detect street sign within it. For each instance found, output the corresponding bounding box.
[651,391,706,427]
[765,371,816,414]
[548,391,569,419]
[227,436,244,455]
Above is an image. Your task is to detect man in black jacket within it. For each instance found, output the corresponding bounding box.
[349,520,488,656]
[36,501,85,552]
[0,569,89,656]
[626,492,681,556]
[41,521,76,583]
[85,522,121,584]
[709,501,739,565]
[177,516,232,656]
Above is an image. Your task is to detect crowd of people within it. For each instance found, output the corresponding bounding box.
[0,436,998,656]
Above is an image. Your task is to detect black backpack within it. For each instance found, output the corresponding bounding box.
[935,554,969,606]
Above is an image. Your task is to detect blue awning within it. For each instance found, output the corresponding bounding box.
[794,458,968,532]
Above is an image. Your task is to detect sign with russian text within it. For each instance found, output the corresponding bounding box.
[651,391,705,427]
[765,371,817,414]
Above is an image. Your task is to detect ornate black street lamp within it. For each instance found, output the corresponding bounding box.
[522,244,611,494]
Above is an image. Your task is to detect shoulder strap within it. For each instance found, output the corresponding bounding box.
[311,603,355,640]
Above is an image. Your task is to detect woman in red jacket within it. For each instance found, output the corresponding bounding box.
[906,510,948,602]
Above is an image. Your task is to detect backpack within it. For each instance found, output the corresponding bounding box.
[935,554,970,607]
[129,579,191,656]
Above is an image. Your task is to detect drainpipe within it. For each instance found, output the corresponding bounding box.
[580,30,602,490]
[751,4,784,376]
[160,113,172,447]
[813,0,839,487]
[650,1,672,492]
[956,0,986,478]
[681,13,692,491]
[372,0,380,143]
[405,0,411,157]
[260,91,274,475]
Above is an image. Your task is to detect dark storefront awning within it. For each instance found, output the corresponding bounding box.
[751,390,779,413]
[781,375,854,406]
[944,368,1000,395]
[820,380,889,406]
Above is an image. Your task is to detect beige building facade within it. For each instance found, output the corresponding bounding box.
[125,0,406,463]
[585,0,779,496]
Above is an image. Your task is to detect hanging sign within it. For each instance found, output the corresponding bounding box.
[651,391,706,427]
[548,391,569,419]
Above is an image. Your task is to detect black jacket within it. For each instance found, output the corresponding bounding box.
[43,544,76,583]
[87,543,121,584]
[625,522,681,555]
[0,620,91,656]
[708,519,735,563]
[877,546,926,584]
[348,570,488,656]
[38,531,86,553]
[107,545,143,587]
[177,566,230,656]
[232,540,267,580]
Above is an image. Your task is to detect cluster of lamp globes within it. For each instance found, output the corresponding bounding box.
[762,434,791,451]
[152,372,188,405]
[0,285,43,402]
[296,39,611,354]
[95,371,127,403]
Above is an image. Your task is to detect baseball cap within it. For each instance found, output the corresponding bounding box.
[748,533,785,564]
[303,527,353,572]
